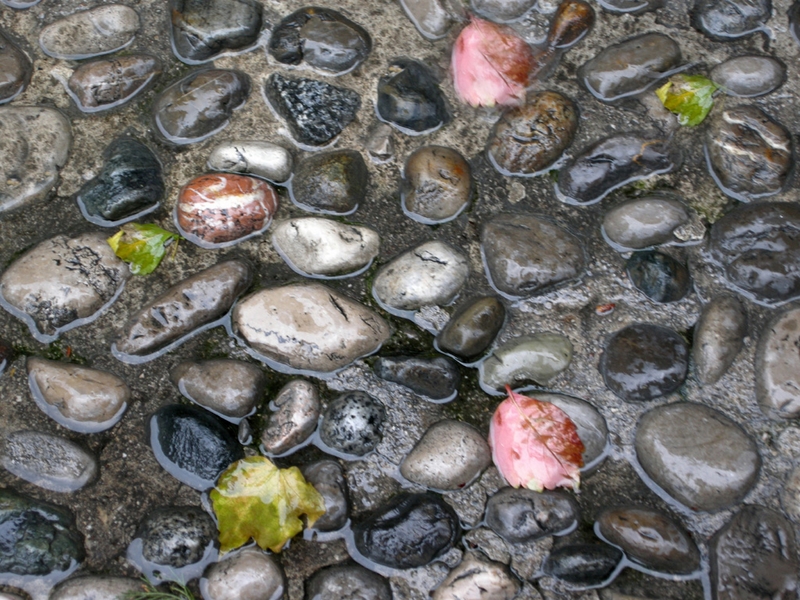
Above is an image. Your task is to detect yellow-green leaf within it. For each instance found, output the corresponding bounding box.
[655,74,718,127]
[210,456,326,554]
[107,223,180,275]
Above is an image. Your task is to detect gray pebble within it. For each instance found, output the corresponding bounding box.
[374,356,460,401]
[432,553,521,600]
[201,547,284,600]
[49,575,142,600]
[305,564,392,600]
[756,305,800,419]
[39,5,140,60]
[207,141,293,183]
[0,29,31,103]
[471,0,536,21]
[780,465,800,522]
[711,56,786,97]
[290,150,368,214]
[170,359,264,420]
[171,0,263,64]
[261,380,320,455]
[485,487,579,543]
[602,195,690,250]
[399,0,454,39]
[693,295,746,385]
[302,460,349,531]
[693,0,771,39]
[318,391,386,458]
[67,55,161,113]
[479,334,573,391]
[436,296,506,362]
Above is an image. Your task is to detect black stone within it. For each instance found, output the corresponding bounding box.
[136,506,216,568]
[290,149,368,214]
[318,391,386,458]
[485,487,579,544]
[436,297,505,362]
[693,0,771,39]
[150,404,244,490]
[626,251,690,303]
[264,73,361,147]
[377,58,450,134]
[77,138,164,224]
[302,460,349,532]
[171,0,263,63]
[374,356,460,401]
[543,543,623,585]
[353,492,460,569]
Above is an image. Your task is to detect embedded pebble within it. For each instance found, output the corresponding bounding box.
[693,0,771,38]
[471,0,536,21]
[0,105,72,213]
[261,380,320,455]
[49,576,142,600]
[374,356,460,401]
[546,0,595,49]
[710,505,798,599]
[76,137,164,224]
[207,141,293,183]
[556,134,680,205]
[705,106,793,201]
[39,5,140,60]
[485,487,579,543]
[27,357,129,432]
[377,58,450,134]
[400,420,491,490]
[233,283,390,372]
[352,492,460,569]
[486,91,578,176]
[0,232,130,341]
[543,544,623,586]
[115,259,252,359]
[135,506,216,568]
[265,73,360,147]
[601,195,690,250]
[600,323,687,402]
[479,333,573,390]
[201,547,284,600]
[481,214,586,299]
[596,507,700,574]
[535,392,609,469]
[432,553,521,600]
[171,0,263,63]
[373,241,469,312]
[305,564,392,600]
[170,359,264,420]
[597,0,663,14]
[272,217,379,278]
[437,297,505,362]
[792,1,800,43]
[626,251,690,303]
[402,146,471,224]
[149,404,244,490]
[399,0,454,39]
[153,69,251,145]
[693,295,746,385]
[0,430,97,493]
[302,460,349,531]
[755,305,800,419]
[579,33,681,101]
[176,173,278,246]
[0,30,31,103]
[67,54,161,112]
[635,402,760,511]
[290,150,368,214]
[318,391,386,458]
[710,56,786,97]
[365,122,395,162]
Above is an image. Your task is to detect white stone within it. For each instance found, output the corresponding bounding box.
[207,141,293,183]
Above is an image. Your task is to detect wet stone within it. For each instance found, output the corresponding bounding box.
[402,146,471,224]
[265,73,360,147]
[710,505,798,599]
[154,69,251,145]
[201,547,283,600]
[626,251,690,303]
[556,134,680,205]
[0,430,97,493]
[693,0,771,39]
[579,33,681,102]
[302,460,349,531]
[377,58,450,134]
[373,241,469,312]
[0,30,31,103]
[115,259,252,359]
[0,106,72,213]
[711,56,785,97]
[305,564,392,600]
[365,122,395,162]
[0,232,130,341]
[39,5,140,60]
[602,195,690,250]
[272,217,380,278]
[77,137,164,225]
[471,0,536,21]
[171,0,263,63]
[596,507,700,574]
[399,0,454,39]
[207,141,293,183]
[437,297,505,362]
[485,487,579,543]
[597,0,663,14]
[635,403,760,511]
[433,553,521,600]
[27,357,130,432]
[486,91,578,176]
[535,393,608,469]
[755,306,800,419]
[136,506,216,568]
[67,55,161,113]
[50,576,142,600]
[269,7,371,74]
[705,106,793,201]
[374,356,460,401]
[0,488,84,576]
[792,1,800,44]
[480,334,573,390]
[170,359,264,420]
[290,150,368,215]
[693,295,746,386]
[353,492,460,569]
[318,391,386,458]
[0,339,12,378]
[233,283,390,373]
[543,544,622,586]
[176,173,278,246]
[545,0,596,49]
[600,323,687,402]
[261,380,320,455]
[150,404,244,490]
[400,420,491,490]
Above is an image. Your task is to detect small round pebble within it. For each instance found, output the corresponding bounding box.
[485,487,579,543]
[290,150,368,215]
[49,576,142,600]
[756,305,800,419]
[377,59,450,134]
[374,356,460,401]
[170,359,264,421]
[302,460,349,531]
[201,547,284,600]
[433,553,521,600]
[135,506,216,568]
[402,146,471,224]
[262,380,320,455]
[693,295,746,385]
[39,5,140,60]
[602,195,689,250]
[436,296,506,362]
[543,543,622,586]
[207,141,293,183]
[711,55,786,97]
[480,333,573,390]
[305,564,392,600]
[318,391,386,458]
[626,250,690,303]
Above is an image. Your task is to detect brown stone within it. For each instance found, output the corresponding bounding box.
[67,54,161,112]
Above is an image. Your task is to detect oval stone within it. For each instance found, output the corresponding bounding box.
[50,576,141,600]
[433,553,520,600]
[201,547,283,600]
[171,0,263,63]
[170,359,264,420]
[436,296,506,362]
[635,402,760,511]
[693,0,771,39]
[67,54,161,112]
[711,56,786,97]
[480,333,573,390]
[305,565,392,600]
[402,146,471,224]
[543,544,622,585]
[374,356,460,401]
[377,58,450,134]
[0,29,32,103]
[207,141,293,183]
[233,283,390,373]
[626,250,691,303]
[693,295,746,386]
[486,487,579,543]
[602,195,690,250]
[135,506,216,568]
[261,380,320,455]
[318,391,386,458]
[302,460,349,532]
[755,306,800,419]
[290,150,368,215]
[39,5,140,60]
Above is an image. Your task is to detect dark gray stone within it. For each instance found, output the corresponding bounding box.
[305,565,392,600]
[302,460,349,532]
[0,29,31,103]
[436,296,505,362]
[377,58,450,134]
[693,295,746,385]
[626,250,691,303]
[67,54,161,112]
[171,0,263,63]
[486,487,579,543]
[693,0,771,39]
[374,356,460,401]
[543,544,622,585]
[136,506,216,568]
[318,391,386,458]
[290,150,368,215]
[711,56,786,97]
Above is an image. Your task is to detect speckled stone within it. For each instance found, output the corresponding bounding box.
[171,0,263,63]
[261,380,320,455]
[0,29,31,103]
[693,295,746,385]
[318,391,386,458]
[290,150,368,215]
[377,58,450,134]
[170,359,264,420]
[437,296,505,362]
[402,146,471,224]
[302,460,349,531]
[67,55,161,112]
[486,487,579,543]
[39,5,140,59]
[602,195,690,250]
[433,553,521,600]
[755,306,800,419]
[136,506,216,568]
[305,565,392,600]
[480,333,573,390]
[201,547,284,600]
[374,356,460,401]
[207,140,293,183]
[711,56,786,97]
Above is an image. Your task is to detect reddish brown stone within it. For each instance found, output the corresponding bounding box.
[176,173,278,245]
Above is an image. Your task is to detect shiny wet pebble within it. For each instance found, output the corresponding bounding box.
[756,305,800,419]
[626,250,690,303]
[318,391,386,458]
[0,30,31,103]
[471,0,536,21]
[374,356,460,401]
[201,547,284,600]
[67,54,161,112]
[433,553,521,600]
[710,56,786,97]
[693,295,746,386]
[170,359,264,420]
[302,460,349,531]
[207,140,293,183]
[437,296,505,362]
[602,194,690,250]
[693,0,771,39]
[543,543,622,586]
[305,564,391,600]
[261,380,320,455]
[171,0,263,63]
[135,506,216,568]
[399,0,454,39]
[402,146,471,224]
[534,392,609,469]
[39,5,140,60]
[485,487,579,543]
[377,58,450,134]
[49,576,142,600]
[480,333,573,390]
[290,149,368,214]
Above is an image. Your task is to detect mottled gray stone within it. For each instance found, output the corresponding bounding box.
[486,487,579,543]
[755,305,800,419]
[318,391,386,458]
[261,380,320,455]
[305,565,392,600]
[201,547,284,600]
[433,553,521,600]
[302,460,349,531]
[207,141,293,183]
[170,359,264,420]
[602,195,690,250]
[711,56,786,97]
[480,334,573,390]
[49,575,142,600]
[136,506,216,568]
[39,5,140,59]
[693,295,746,385]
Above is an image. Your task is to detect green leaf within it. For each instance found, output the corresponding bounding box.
[122,578,196,600]
[107,223,181,275]
[655,74,718,127]
[210,456,326,554]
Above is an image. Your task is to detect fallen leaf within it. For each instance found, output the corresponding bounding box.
[210,456,326,554]
[655,74,718,127]
[489,385,584,492]
[107,223,180,275]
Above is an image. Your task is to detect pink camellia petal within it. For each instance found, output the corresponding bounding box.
[489,385,585,492]
[451,16,534,108]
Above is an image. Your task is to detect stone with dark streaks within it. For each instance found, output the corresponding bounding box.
[67,55,161,112]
